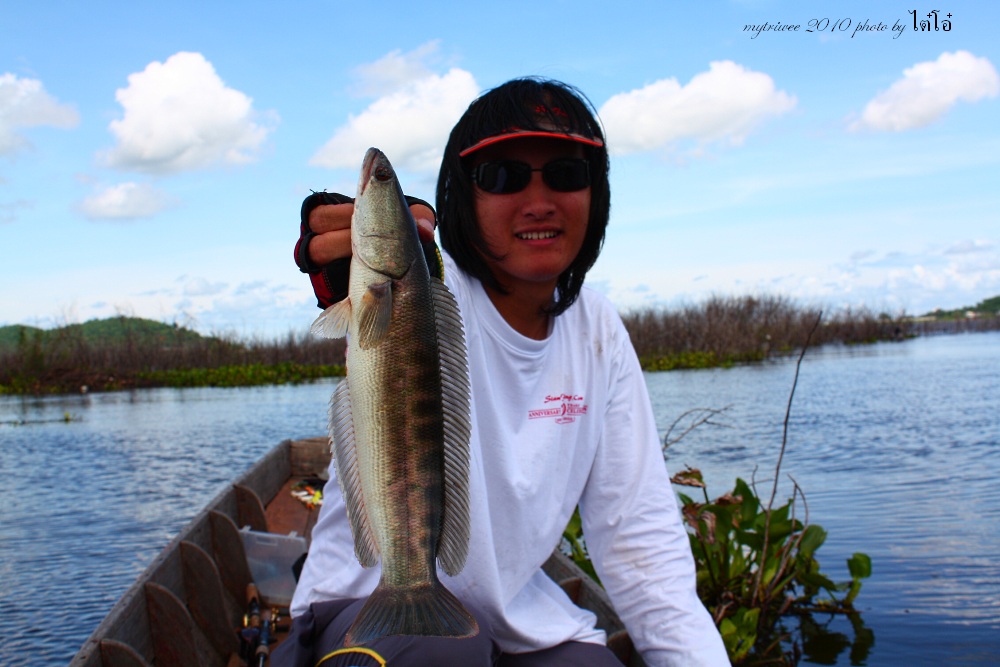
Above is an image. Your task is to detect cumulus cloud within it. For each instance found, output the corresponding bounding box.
[78,182,175,220]
[351,41,443,97]
[851,51,999,132]
[598,61,796,156]
[0,73,79,156]
[101,52,275,173]
[311,43,479,174]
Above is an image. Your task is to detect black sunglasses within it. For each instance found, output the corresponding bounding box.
[470,158,591,194]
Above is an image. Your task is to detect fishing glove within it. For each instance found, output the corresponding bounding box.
[295,192,441,309]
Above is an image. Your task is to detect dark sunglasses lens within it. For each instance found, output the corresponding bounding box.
[543,159,590,192]
[474,162,532,194]
[472,159,590,194]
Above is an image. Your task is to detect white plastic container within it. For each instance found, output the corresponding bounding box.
[240,528,307,607]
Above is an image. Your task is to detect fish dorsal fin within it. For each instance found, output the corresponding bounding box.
[431,277,473,576]
[310,298,352,339]
[329,378,379,567]
[356,281,392,350]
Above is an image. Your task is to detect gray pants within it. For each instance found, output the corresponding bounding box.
[272,598,624,666]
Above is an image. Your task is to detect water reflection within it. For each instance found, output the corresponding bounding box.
[797,612,875,666]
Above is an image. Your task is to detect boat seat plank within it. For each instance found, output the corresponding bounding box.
[98,640,153,667]
[144,582,224,667]
[180,540,241,660]
[558,576,583,604]
[235,484,268,532]
[209,510,253,610]
[607,629,641,667]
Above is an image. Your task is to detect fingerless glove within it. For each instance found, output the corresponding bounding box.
[295,192,440,309]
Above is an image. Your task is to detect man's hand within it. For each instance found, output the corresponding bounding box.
[306,202,436,266]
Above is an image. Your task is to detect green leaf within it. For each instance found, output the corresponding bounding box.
[847,552,872,579]
[798,570,839,594]
[798,524,827,558]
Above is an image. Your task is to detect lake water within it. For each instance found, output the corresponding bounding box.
[1,332,997,666]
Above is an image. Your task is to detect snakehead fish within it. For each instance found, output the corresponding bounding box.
[310,147,477,647]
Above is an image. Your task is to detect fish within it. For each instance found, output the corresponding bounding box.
[310,147,477,647]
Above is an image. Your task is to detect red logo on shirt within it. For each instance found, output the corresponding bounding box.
[528,393,588,424]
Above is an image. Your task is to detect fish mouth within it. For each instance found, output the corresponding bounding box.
[359,147,391,196]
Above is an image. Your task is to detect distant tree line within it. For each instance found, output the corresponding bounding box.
[0,317,345,394]
[2,295,997,394]
[621,295,912,371]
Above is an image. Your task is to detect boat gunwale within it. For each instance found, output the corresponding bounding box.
[68,439,296,666]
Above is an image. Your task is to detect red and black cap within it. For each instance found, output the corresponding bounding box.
[458,105,605,157]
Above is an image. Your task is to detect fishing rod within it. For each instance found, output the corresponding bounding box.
[240,582,284,666]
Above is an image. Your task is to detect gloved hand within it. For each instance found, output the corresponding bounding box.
[294,192,437,308]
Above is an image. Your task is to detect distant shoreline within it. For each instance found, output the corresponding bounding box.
[1,305,997,396]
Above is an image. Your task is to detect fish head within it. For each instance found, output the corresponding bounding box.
[352,148,421,280]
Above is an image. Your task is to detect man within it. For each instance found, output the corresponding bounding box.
[278,78,728,667]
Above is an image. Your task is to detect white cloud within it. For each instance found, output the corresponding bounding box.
[350,41,442,97]
[180,276,228,297]
[101,52,276,173]
[598,61,796,156]
[944,239,995,255]
[851,51,999,132]
[78,182,175,220]
[311,43,479,174]
[0,73,79,156]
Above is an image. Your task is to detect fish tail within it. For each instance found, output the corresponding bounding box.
[344,582,479,647]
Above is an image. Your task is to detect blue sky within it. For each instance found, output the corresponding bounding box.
[2,1,998,338]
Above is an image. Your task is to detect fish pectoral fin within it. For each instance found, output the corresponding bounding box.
[310,298,352,339]
[356,281,393,349]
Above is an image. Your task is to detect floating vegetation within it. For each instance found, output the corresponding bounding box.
[1,412,82,426]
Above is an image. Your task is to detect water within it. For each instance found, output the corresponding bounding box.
[1,333,998,665]
[0,382,336,666]
[649,332,1000,665]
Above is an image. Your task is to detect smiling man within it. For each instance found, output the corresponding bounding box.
[282,78,728,667]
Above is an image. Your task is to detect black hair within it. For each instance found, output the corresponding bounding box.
[436,77,610,316]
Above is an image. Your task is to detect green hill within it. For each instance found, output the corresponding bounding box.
[0,317,206,352]
[922,294,1000,320]
[0,325,45,351]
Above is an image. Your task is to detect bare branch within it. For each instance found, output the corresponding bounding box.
[663,406,733,450]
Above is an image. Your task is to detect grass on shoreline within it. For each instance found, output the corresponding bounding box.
[0,319,346,395]
[623,295,911,371]
[2,297,997,395]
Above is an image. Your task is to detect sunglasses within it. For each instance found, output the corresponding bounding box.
[470,158,591,194]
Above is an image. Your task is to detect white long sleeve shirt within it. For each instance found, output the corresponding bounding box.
[291,253,729,666]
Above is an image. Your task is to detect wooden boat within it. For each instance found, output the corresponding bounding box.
[70,437,646,667]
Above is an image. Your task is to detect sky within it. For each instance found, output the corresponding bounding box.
[2,1,998,338]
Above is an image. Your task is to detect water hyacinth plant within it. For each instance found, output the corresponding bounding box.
[672,468,871,664]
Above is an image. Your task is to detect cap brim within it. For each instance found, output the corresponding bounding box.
[459,129,604,157]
